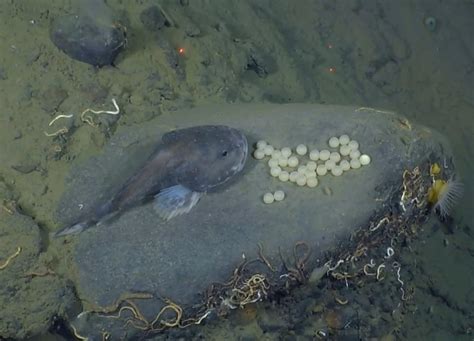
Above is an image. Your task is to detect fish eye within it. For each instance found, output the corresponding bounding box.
[221,150,228,157]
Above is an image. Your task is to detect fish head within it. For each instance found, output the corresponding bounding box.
[164,125,248,192]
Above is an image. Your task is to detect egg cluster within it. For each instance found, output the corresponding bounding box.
[253,135,371,203]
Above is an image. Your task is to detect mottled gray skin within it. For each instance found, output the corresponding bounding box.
[53,125,248,236]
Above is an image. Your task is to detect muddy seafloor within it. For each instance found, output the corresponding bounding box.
[0,0,473,340]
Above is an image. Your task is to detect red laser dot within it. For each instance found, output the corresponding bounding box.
[328,67,336,73]
[178,47,185,55]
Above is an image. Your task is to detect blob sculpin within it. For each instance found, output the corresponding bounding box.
[53,125,248,237]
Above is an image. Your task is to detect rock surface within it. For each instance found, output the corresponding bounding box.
[55,104,451,338]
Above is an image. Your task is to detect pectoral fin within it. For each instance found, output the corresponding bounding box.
[153,185,203,221]
[51,221,91,238]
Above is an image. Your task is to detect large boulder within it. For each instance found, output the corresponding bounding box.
[54,104,451,339]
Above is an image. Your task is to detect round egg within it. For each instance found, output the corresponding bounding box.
[256,140,267,149]
[307,177,318,188]
[339,159,351,171]
[319,150,330,161]
[288,156,299,168]
[278,171,290,182]
[325,159,336,170]
[278,157,288,167]
[350,158,361,169]
[274,190,285,201]
[350,150,361,159]
[270,166,281,177]
[328,136,339,148]
[289,171,299,182]
[306,161,317,171]
[271,150,282,159]
[309,149,320,161]
[297,165,307,174]
[339,134,350,145]
[268,158,279,168]
[264,145,274,156]
[253,149,265,159]
[340,145,351,156]
[296,144,308,156]
[360,154,371,165]
[348,140,359,151]
[263,192,274,204]
[296,174,307,186]
[316,165,328,176]
[281,147,292,158]
[331,166,343,177]
[305,169,317,178]
[330,152,341,162]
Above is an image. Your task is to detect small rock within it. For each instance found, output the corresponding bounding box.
[0,67,7,80]
[185,23,201,37]
[308,265,328,284]
[140,6,169,31]
[40,86,68,112]
[51,12,126,66]
[11,162,38,174]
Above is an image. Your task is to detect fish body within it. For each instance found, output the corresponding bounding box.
[53,125,248,237]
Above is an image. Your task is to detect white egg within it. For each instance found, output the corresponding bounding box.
[340,145,351,156]
[296,144,308,156]
[268,159,279,168]
[348,140,359,151]
[264,145,274,156]
[297,165,307,174]
[305,169,317,178]
[274,190,285,201]
[288,156,299,168]
[271,150,282,159]
[330,152,341,162]
[296,174,307,186]
[328,136,340,148]
[289,171,299,182]
[350,158,361,169]
[306,177,319,188]
[281,147,292,158]
[339,159,351,171]
[278,171,290,182]
[359,154,371,165]
[253,149,265,160]
[263,192,274,204]
[350,150,361,159]
[306,161,317,171]
[331,166,343,176]
[316,165,328,176]
[319,150,330,161]
[278,157,288,167]
[256,140,267,149]
[309,149,320,161]
[325,159,336,170]
[270,166,281,177]
[339,134,350,145]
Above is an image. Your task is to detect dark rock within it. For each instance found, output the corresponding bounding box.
[11,162,38,174]
[140,6,169,31]
[0,67,7,80]
[50,13,126,67]
[40,86,68,113]
[56,104,454,339]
